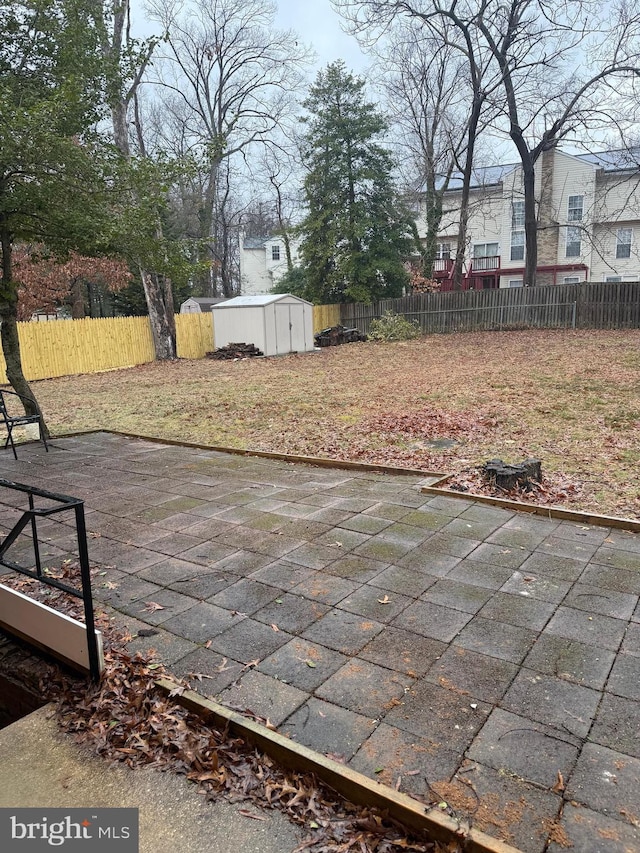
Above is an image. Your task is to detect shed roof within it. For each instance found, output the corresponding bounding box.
[213,294,312,308]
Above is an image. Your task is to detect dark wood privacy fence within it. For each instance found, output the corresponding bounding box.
[340,281,640,335]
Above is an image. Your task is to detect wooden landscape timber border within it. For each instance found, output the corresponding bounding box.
[422,474,640,533]
[155,679,523,853]
[46,430,640,532]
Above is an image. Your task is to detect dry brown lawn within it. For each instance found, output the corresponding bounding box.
[33,328,640,519]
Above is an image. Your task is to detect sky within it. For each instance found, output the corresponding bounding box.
[270,1,370,74]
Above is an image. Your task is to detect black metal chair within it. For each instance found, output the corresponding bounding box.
[0,389,49,459]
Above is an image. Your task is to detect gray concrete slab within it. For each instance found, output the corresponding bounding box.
[2,433,640,851]
[0,707,304,853]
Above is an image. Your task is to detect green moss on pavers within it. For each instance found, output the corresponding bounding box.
[453,616,538,664]
[144,532,205,557]
[315,659,413,718]
[362,503,412,522]
[280,697,377,760]
[257,638,347,692]
[284,542,346,570]
[400,510,453,531]
[270,518,331,539]
[485,526,551,550]
[548,803,640,853]
[215,525,269,551]
[354,538,413,563]
[523,634,615,688]
[247,531,307,559]
[397,550,461,578]
[466,708,580,788]
[349,723,460,799]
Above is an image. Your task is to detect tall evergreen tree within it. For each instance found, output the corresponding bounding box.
[298,61,410,304]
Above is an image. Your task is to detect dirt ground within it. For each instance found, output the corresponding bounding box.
[31,327,640,519]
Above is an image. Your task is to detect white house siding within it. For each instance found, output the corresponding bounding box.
[427,147,640,287]
[239,247,272,295]
[239,235,302,295]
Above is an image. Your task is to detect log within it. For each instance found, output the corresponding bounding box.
[483,458,542,490]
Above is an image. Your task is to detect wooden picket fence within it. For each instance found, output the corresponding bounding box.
[340,281,640,335]
[0,305,342,383]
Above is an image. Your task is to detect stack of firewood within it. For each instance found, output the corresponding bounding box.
[206,342,264,360]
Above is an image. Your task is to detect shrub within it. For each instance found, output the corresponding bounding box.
[367,311,421,342]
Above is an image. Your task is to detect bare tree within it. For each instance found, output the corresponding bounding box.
[147,0,311,296]
[337,0,640,287]
[101,0,177,358]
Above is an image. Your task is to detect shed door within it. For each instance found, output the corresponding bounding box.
[275,304,293,354]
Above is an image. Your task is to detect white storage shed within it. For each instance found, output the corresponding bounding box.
[211,294,315,357]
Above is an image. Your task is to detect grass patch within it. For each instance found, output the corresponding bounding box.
[32,328,640,519]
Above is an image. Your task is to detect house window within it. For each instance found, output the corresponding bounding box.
[568,195,584,222]
[563,276,580,284]
[566,226,581,258]
[511,200,525,228]
[605,276,622,282]
[473,242,499,257]
[271,245,280,261]
[436,242,451,259]
[510,230,525,261]
[616,228,632,259]
[509,279,523,288]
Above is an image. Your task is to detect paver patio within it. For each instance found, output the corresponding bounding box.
[1,432,640,852]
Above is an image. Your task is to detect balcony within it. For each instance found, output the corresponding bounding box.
[433,258,454,277]
[470,254,501,272]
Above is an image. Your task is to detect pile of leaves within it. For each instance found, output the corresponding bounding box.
[445,465,584,506]
[44,647,458,853]
[363,408,498,442]
[368,312,421,342]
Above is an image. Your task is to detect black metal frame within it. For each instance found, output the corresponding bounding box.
[0,478,100,679]
[0,389,49,459]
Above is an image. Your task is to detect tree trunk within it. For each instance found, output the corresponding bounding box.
[521,156,537,288]
[452,97,482,290]
[0,228,50,436]
[141,270,176,360]
[70,277,86,318]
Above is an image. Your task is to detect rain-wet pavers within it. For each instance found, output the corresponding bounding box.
[1,431,640,852]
